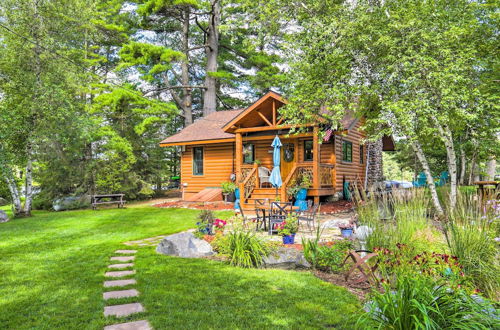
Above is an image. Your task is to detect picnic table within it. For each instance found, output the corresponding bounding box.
[91,194,126,210]
[474,181,499,201]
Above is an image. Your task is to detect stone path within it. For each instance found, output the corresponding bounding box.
[123,235,166,247]
[103,249,152,330]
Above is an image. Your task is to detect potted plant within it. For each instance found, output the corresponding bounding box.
[338,223,354,238]
[221,181,237,203]
[277,213,299,244]
[287,174,312,210]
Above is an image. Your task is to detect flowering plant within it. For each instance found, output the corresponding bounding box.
[276,214,298,236]
[338,223,354,230]
[214,218,227,230]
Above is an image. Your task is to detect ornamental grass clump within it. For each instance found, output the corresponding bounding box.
[444,193,499,299]
[357,275,499,329]
[214,231,269,268]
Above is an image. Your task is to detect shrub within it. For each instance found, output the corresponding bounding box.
[357,275,499,329]
[303,239,352,273]
[214,231,269,268]
[221,181,237,194]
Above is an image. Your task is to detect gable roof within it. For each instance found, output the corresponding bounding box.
[222,91,287,132]
[159,109,243,146]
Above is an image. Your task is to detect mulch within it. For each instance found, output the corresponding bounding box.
[318,200,354,214]
[313,270,373,301]
[154,201,234,210]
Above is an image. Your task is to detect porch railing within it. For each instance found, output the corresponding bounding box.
[319,164,336,188]
[281,164,314,202]
[238,164,258,207]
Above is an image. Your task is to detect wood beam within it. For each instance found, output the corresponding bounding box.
[234,124,310,133]
[256,110,272,126]
[313,126,320,193]
[276,117,285,125]
[160,138,234,147]
[242,132,313,142]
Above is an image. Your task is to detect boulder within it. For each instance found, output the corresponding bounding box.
[53,195,91,211]
[263,247,311,270]
[156,232,214,258]
[0,210,9,223]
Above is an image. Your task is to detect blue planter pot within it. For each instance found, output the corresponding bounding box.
[340,228,353,238]
[234,188,240,199]
[294,188,308,211]
[282,234,296,245]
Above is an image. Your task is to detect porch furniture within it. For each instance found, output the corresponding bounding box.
[341,250,379,286]
[270,202,292,216]
[91,194,126,210]
[298,203,319,232]
[268,214,286,235]
[474,181,499,202]
[258,166,272,188]
[254,199,267,231]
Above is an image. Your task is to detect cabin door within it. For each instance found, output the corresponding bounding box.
[281,140,296,180]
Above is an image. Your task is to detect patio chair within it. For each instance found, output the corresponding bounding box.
[268,214,286,235]
[258,167,272,188]
[270,202,292,216]
[254,199,267,231]
[298,203,319,232]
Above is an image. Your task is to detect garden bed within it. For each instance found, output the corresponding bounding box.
[154,200,234,210]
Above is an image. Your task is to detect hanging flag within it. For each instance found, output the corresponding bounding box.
[323,127,333,142]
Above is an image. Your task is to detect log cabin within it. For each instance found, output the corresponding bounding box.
[160,91,394,209]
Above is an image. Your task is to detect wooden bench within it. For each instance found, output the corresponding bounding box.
[91,194,126,210]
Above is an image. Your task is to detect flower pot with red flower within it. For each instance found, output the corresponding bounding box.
[277,213,299,244]
[214,218,227,234]
[338,223,354,238]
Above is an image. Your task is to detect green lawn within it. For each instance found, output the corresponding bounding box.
[0,204,361,329]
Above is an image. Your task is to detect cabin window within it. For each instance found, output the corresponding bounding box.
[304,140,313,161]
[193,147,204,175]
[359,145,364,164]
[243,144,255,164]
[342,140,352,162]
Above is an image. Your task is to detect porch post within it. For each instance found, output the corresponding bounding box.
[313,126,320,204]
[235,133,242,181]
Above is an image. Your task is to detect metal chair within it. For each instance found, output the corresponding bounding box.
[270,202,292,216]
[298,203,319,232]
[258,167,271,188]
[268,214,286,235]
[254,199,267,231]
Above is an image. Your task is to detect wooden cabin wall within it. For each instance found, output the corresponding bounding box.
[181,143,234,198]
[335,120,367,189]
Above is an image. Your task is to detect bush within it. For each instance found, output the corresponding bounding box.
[213,231,269,268]
[357,275,499,329]
[303,239,352,273]
[221,181,237,194]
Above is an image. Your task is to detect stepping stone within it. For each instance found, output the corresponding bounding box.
[115,250,137,254]
[104,320,152,330]
[105,270,135,278]
[111,256,135,262]
[104,279,136,288]
[104,303,144,317]
[103,289,139,300]
[108,263,134,269]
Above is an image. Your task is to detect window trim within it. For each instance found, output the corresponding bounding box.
[243,143,255,164]
[192,146,204,176]
[342,140,353,163]
[303,140,313,162]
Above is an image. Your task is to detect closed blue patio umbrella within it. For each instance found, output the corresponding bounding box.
[269,136,283,195]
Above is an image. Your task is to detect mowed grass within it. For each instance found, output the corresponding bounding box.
[0,203,361,329]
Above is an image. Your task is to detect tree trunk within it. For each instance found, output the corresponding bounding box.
[459,148,466,185]
[412,140,444,216]
[432,118,458,209]
[181,7,193,126]
[366,138,383,188]
[468,151,477,185]
[4,168,22,216]
[485,156,496,181]
[23,147,34,216]
[202,0,220,116]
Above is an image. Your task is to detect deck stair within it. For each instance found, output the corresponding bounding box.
[185,188,222,202]
[243,188,280,209]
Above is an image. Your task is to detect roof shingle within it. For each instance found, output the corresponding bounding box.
[160,109,243,146]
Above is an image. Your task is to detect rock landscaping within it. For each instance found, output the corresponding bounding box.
[0,210,9,223]
[156,232,214,258]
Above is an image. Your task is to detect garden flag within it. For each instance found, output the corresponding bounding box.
[269,135,283,188]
